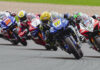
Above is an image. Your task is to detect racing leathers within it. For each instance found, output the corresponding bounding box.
[18,13,45,45]
[74,12,96,47]
[18,13,37,38]
[39,12,64,49]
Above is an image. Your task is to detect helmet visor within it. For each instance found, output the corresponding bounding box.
[19,16,27,22]
[42,20,49,24]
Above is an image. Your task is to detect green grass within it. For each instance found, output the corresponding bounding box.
[0,0,100,6]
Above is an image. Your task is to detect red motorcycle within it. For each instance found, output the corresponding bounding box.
[27,17,46,46]
[79,19,100,52]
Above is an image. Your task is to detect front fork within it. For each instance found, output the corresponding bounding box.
[89,37,98,51]
[57,37,72,53]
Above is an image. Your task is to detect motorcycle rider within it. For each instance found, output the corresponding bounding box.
[39,11,72,50]
[73,12,96,48]
[17,10,44,45]
[92,14,100,21]
[0,11,16,21]
[0,11,16,29]
[73,12,96,26]
[18,10,35,37]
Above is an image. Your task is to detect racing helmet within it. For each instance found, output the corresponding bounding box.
[64,13,70,19]
[18,10,27,22]
[73,12,82,23]
[73,12,82,19]
[40,11,51,23]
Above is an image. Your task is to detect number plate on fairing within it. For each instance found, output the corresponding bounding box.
[53,19,61,27]
[4,18,12,26]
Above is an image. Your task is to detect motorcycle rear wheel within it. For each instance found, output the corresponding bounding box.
[11,40,19,45]
[45,45,57,51]
[45,45,51,50]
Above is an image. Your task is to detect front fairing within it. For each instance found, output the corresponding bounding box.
[31,18,41,27]
[7,16,16,27]
[28,18,41,32]
[1,16,16,30]
[79,23,100,38]
[79,22,94,33]
[82,19,94,32]
[50,18,69,34]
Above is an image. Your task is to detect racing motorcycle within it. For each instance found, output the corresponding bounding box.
[28,17,57,50]
[0,16,27,46]
[49,18,83,59]
[28,18,46,46]
[79,19,100,52]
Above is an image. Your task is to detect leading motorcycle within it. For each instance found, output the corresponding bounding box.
[49,18,83,59]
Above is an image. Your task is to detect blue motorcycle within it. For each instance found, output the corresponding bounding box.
[0,16,27,46]
[49,18,83,59]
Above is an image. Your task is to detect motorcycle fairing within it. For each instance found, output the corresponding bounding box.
[50,18,69,33]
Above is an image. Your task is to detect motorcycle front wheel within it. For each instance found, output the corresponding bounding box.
[64,36,83,59]
[20,38,27,46]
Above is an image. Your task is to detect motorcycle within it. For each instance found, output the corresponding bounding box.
[0,16,27,46]
[49,18,83,59]
[79,19,100,52]
[28,19,46,46]
[28,17,57,50]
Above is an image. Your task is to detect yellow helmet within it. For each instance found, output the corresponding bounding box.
[40,11,51,22]
[18,10,27,22]
[18,10,27,18]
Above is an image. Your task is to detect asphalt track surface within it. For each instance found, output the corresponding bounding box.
[0,1,100,70]
[0,38,100,70]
